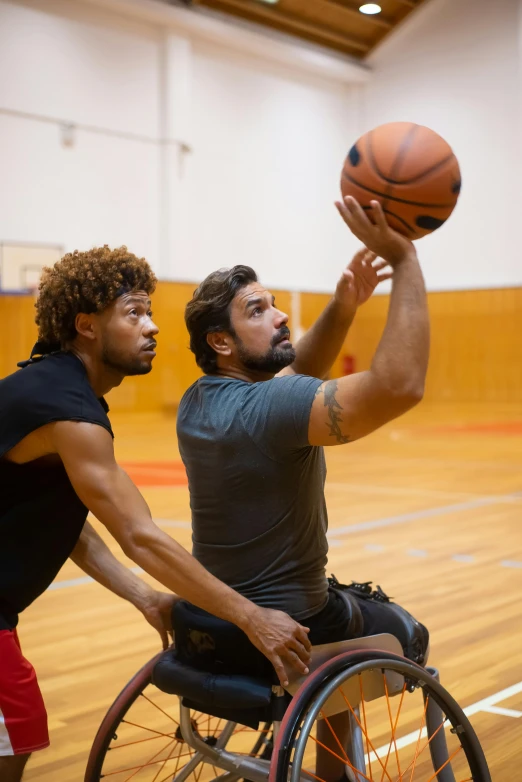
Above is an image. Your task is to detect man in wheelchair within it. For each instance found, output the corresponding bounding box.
[169,199,431,781]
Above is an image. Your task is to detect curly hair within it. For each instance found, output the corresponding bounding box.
[35,245,157,345]
[185,265,258,374]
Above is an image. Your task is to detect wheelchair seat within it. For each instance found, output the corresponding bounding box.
[152,633,403,705]
[152,598,406,726]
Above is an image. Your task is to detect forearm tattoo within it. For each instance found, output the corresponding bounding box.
[315,380,351,444]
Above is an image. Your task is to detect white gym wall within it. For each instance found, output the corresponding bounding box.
[1,0,521,292]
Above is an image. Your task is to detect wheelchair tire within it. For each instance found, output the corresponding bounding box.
[270,649,491,782]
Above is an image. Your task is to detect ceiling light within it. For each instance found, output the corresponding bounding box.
[359,3,382,13]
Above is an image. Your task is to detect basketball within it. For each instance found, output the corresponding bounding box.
[340,121,461,239]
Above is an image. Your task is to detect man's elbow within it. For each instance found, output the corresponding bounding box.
[394,381,425,412]
[118,527,156,562]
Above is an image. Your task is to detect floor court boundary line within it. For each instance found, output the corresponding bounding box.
[326,482,488,501]
[328,492,522,537]
[373,679,522,758]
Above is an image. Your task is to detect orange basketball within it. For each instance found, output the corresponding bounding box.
[340,122,461,239]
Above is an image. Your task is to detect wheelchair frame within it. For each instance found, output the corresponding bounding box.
[85,632,491,782]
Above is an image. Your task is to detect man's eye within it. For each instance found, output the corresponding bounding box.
[129,309,137,316]
[252,307,262,316]
[148,311,153,318]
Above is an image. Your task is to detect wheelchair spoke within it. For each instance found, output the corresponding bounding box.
[358,674,372,781]
[155,749,200,782]
[424,745,463,782]
[405,696,429,782]
[338,686,393,782]
[108,733,177,751]
[382,676,406,781]
[309,733,373,782]
[151,740,185,782]
[170,744,199,782]
[401,695,429,782]
[319,710,351,765]
[122,719,176,740]
[140,692,180,725]
[395,716,448,782]
[97,740,177,779]
[125,739,182,782]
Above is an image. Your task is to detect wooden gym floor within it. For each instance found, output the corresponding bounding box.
[21,402,522,781]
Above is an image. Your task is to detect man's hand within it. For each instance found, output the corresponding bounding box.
[334,247,392,312]
[335,196,415,267]
[138,590,179,650]
[242,606,312,687]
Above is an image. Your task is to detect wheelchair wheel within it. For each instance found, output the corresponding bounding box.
[270,650,491,782]
[85,652,272,782]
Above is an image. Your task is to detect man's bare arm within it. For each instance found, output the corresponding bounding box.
[54,424,311,686]
[71,520,176,649]
[279,298,356,380]
[278,249,392,380]
[308,199,429,446]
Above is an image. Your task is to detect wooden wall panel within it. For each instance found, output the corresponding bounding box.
[2,285,521,409]
[0,294,38,379]
[301,287,522,404]
[106,281,203,413]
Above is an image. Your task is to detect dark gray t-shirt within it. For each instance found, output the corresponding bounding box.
[177,374,329,620]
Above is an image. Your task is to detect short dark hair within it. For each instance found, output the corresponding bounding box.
[36,245,157,345]
[185,265,257,374]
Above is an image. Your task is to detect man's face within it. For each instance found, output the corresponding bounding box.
[96,290,159,376]
[228,283,296,373]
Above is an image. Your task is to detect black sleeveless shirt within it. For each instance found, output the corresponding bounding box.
[0,350,113,629]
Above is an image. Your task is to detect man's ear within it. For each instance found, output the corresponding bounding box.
[206,331,233,358]
[75,312,97,341]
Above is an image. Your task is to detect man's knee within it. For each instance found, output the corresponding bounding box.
[0,752,31,782]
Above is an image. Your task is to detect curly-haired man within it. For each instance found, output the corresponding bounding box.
[0,246,311,782]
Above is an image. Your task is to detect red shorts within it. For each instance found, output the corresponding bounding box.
[0,629,49,756]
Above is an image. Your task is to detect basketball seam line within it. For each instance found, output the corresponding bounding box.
[388,123,419,190]
[367,151,457,187]
[341,171,456,209]
[368,123,419,210]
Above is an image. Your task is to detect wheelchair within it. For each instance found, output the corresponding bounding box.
[85,599,491,782]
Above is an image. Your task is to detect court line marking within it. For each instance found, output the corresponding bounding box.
[326,482,489,501]
[326,483,481,500]
[482,705,522,718]
[373,679,522,758]
[331,542,522,570]
[501,560,522,569]
[328,492,522,537]
[452,554,475,563]
[330,453,522,472]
